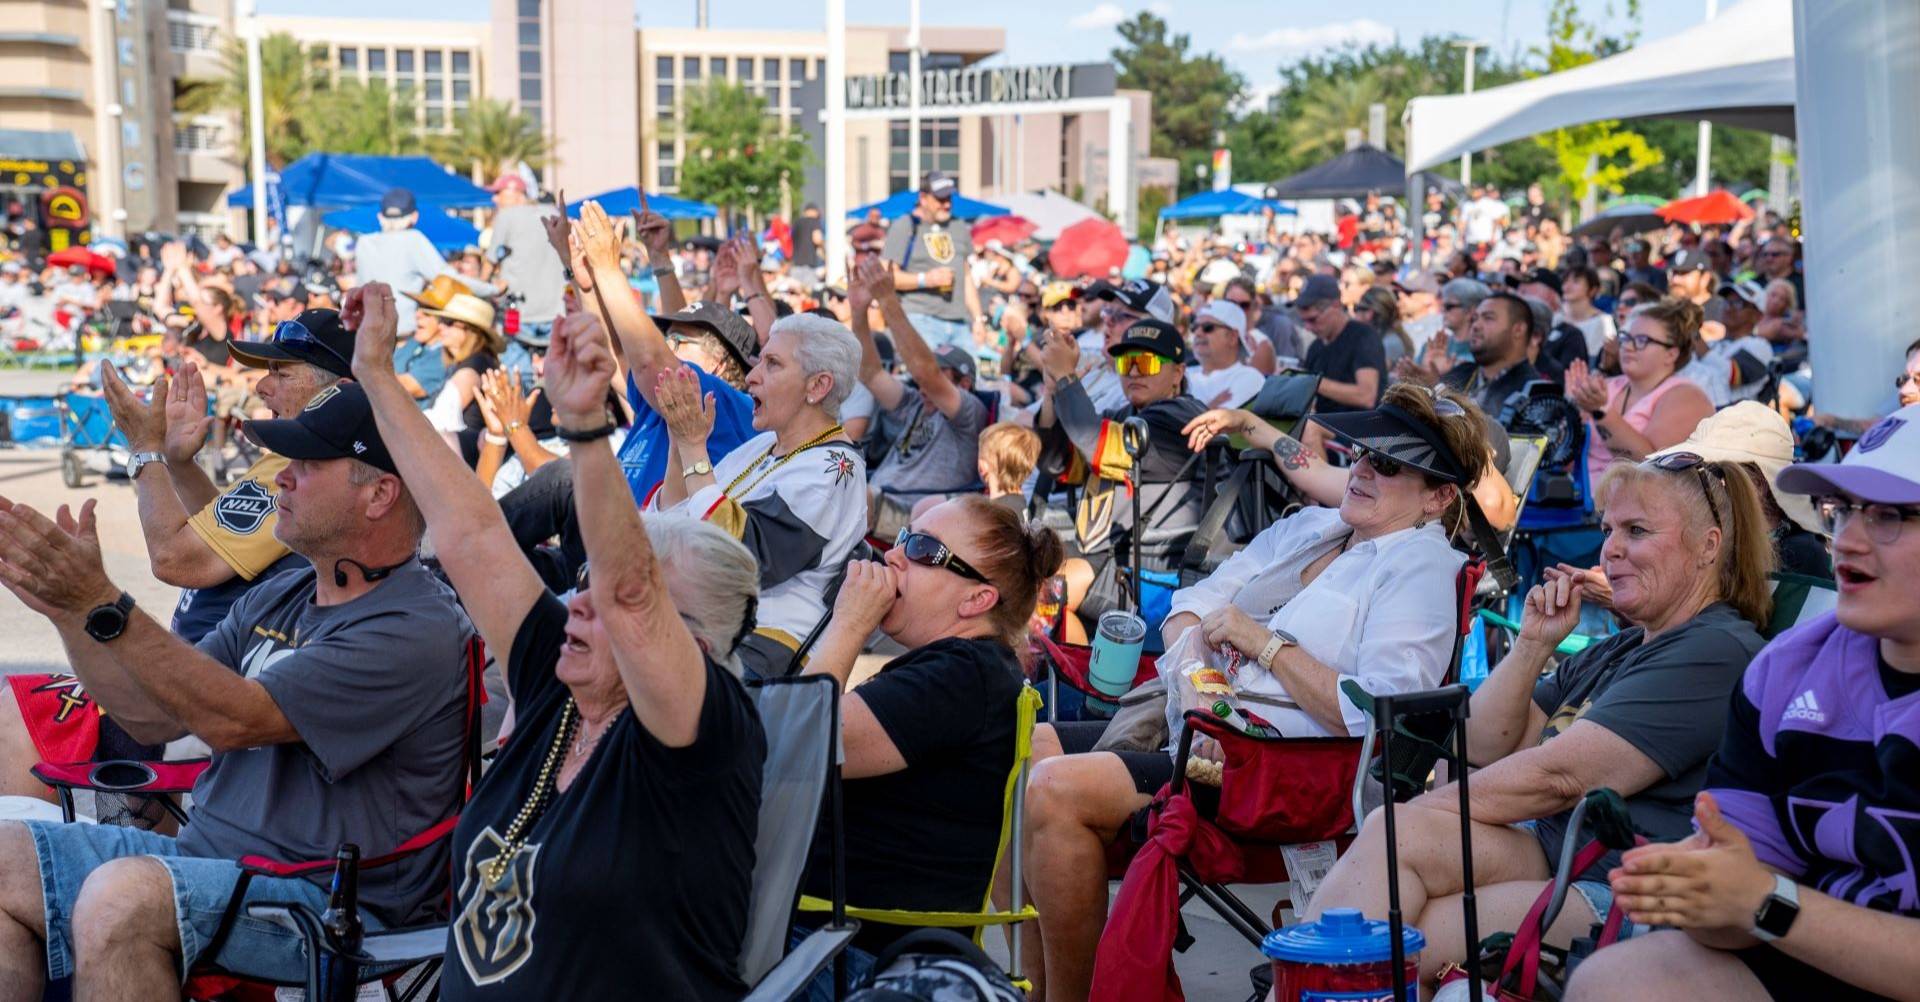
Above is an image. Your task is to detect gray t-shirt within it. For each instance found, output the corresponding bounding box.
[180,559,473,925]
[353,228,450,334]
[870,384,989,499]
[882,213,972,322]
[491,203,566,324]
[1528,602,1764,876]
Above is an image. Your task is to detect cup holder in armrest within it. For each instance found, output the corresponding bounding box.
[87,760,158,792]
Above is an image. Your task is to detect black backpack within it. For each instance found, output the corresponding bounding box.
[845,929,1023,1002]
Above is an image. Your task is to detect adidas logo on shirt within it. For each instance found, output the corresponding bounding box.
[1783,690,1826,725]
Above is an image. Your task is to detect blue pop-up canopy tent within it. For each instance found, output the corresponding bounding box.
[564,186,718,220]
[848,190,1009,221]
[228,153,492,209]
[1158,189,1298,221]
[321,206,481,251]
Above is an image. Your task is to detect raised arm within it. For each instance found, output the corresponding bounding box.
[1182,407,1350,507]
[863,259,968,417]
[1464,574,1578,764]
[576,199,677,412]
[99,363,233,588]
[848,257,906,410]
[345,283,544,664]
[732,235,778,347]
[548,311,712,747]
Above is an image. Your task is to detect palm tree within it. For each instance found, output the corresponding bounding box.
[174,32,327,167]
[433,98,551,182]
[1285,73,1392,164]
[304,81,424,157]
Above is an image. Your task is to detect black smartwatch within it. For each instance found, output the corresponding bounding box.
[83,592,136,643]
[1750,874,1801,942]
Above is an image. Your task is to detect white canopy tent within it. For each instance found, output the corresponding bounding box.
[992,189,1106,241]
[1404,0,1794,174]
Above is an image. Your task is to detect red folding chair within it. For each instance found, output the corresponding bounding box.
[1029,631,1160,722]
[31,637,488,1002]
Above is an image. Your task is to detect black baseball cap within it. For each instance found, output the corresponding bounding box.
[1108,318,1186,363]
[228,308,356,378]
[379,188,417,219]
[1508,267,1563,296]
[650,300,758,372]
[1086,278,1175,323]
[934,345,976,382]
[1292,273,1343,310]
[243,382,396,474]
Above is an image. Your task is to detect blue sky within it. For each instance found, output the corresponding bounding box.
[258,0,1714,104]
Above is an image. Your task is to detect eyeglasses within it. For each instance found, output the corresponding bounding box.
[894,528,992,586]
[1442,301,1465,311]
[1114,351,1165,377]
[1193,322,1232,337]
[272,319,352,371]
[1645,451,1725,528]
[1619,332,1677,351]
[1102,306,1142,327]
[1354,445,1405,478]
[1814,496,1920,544]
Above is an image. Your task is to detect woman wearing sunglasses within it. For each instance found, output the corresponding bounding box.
[1021,382,1490,1002]
[1300,444,1774,995]
[422,292,505,463]
[1570,404,1920,1002]
[793,496,1064,984]
[1569,296,1715,488]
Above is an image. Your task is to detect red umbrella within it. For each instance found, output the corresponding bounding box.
[1657,189,1754,226]
[1048,218,1130,280]
[46,247,115,276]
[971,214,1037,246]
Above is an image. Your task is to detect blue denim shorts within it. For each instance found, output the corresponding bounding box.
[904,313,975,353]
[1566,879,1647,942]
[24,820,385,985]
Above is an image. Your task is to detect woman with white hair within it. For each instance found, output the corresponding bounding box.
[348,287,766,1000]
[653,311,870,677]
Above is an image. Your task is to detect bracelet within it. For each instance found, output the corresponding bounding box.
[505,420,523,433]
[555,421,618,443]
[484,432,510,446]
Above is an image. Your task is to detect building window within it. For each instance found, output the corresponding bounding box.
[764,58,780,82]
[891,117,961,192]
[709,56,726,78]
[165,16,219,53]
[396,49,414,74]
[813,58,824,79]
[452,79,471,103]
[452,51,469,74]
[425,79,443,102]
[520,79,541,102]
[520,51,541,74]
[789,58,805,82]
[426,106,444,128]
[737,58,754,82]
[656,83,674,111]
[656,55,673,78]
[658,164,677,189]
[1060,113,1077,186]
[517,0,538,14]
[367,48,386,74]
[338,47,358,71]
[518,1,542,123]
[684,56,701,80]
[425,50,442,74]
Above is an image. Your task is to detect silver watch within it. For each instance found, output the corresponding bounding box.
[125,451,166,480]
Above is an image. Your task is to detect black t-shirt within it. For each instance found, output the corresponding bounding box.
[1442,358,1540,422]
[1775,526,1832,581]
[791,215,823,268]
[454,353,500,432]
[194,333,232,368]
[801,636,1022,952]
[1539,321,1590,382]
[443,593,765,1001]
[1303,319,1386,413]
[1882,653,1920,699]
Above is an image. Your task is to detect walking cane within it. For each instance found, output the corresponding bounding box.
[1120,416,1150,611]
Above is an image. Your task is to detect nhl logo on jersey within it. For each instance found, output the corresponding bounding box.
[212,480,276,535]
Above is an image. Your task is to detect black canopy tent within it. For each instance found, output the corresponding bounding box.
[1265,145,1463,201]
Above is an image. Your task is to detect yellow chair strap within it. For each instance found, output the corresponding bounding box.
[796,895,1037,929]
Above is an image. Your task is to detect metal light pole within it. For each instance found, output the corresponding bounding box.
[242,0,268,244]
[1694,0,1719,195]
[1453,40,1484,187]
[907,0,921,187]
[823,0,847,282]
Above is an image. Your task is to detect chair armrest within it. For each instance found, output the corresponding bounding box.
[743,922,860,1002]
[31,758,209,794]
[240,815,462,878]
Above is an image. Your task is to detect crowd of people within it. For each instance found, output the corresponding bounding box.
[0,164,1912,1002]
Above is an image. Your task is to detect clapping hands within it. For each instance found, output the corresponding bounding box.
[1565,358,1610,412]
[653,365,715,449]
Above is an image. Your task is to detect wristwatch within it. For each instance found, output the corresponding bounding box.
[1257,629,1298,669]
[125,451,165,481]
[1750,874,1801,943]
[683,459,713,478]
[84,592,136,643]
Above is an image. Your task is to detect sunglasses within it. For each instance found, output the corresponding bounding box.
[1814,495,1920,544]
[1354,445,1405,478]
[1645,451,1725,527]
[1114,351,1166,377]
[272,319,352,371]
[1442,301,1465,311]
[1619,332,1677,351]
[894,528,991,586]
[1193,322,1233,337]
[1102,306,1142,327]
[1617,297,1643,310]
[1896,372,1915,390]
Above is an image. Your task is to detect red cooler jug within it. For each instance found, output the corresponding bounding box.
[1262,908,1424,1002]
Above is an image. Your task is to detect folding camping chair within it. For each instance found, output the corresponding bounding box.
[795,682,1045,989]
[1030,626,1160,723]
[30,637,489,1002]
[249,673,859,1002]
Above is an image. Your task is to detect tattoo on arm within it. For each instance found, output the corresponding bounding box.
[1273,434,1311,470]
[1596,423,1614,441]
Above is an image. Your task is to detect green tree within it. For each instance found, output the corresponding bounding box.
[1530,0,1662,211]
[1110,13,1245,194]
[174,32,327,167]
[678,79,810,220]
[303,81,423,156]
[432,98,551,181]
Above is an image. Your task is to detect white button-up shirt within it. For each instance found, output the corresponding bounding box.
[1166,505,1465,737]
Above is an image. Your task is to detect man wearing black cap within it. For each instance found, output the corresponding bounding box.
[1036,315,1207,637]
[0,381,472,994]
[881,170,984,354]
[353,187,491,336]
[850,256,991,537]
[1510,267,1589,381]
[1296,272,1386,414]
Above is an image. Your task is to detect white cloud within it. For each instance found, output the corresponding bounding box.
[1069,3,1128,30]
[1147,1,1172,15]
[1227,18,1397,57]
